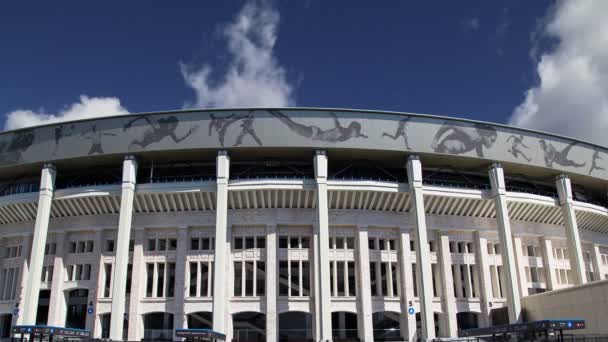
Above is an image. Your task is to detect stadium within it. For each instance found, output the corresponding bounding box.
[0,108,607,342]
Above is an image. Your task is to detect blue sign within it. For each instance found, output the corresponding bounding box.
[87,307,94,315]
[13,308,19,316]
[408,307,415,315]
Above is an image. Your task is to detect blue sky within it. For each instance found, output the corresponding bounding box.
[1,1,607,145]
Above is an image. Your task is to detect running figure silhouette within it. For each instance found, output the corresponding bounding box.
[507,134,531,162]
[233,112,262,147]
[269,110,367,142]
[382,117,411,150]
[589,149,605,175]
[208,113,247,147]
[539,140,586,168]
[124,115,198,150]
[53,124,75,155]
[82,125,116,155]
[431,123,497,157]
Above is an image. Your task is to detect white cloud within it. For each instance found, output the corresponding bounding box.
[180,1,294,109]
[4,95,129,130]
[510,0,608,145]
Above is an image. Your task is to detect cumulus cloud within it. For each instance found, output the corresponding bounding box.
[4,96,129,130]
[510,0,608,145]
[180,1,294,109]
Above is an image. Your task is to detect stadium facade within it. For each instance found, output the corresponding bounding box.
[0,108,607,342]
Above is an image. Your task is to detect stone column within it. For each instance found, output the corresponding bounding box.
[22,164,56,325]
[513,237,528,297]
[212,151,230,335]
[110,156,138,340]
[356,226,373,342]
[47,233,66,326]
[397,229,416,342]
[406,155,435,340]
[556,174,587,285]
[174,227,189,340]
[14,235,32,326]
[540,238,558,290]
[474,232,494,327]
[127,229,145,341]
[86,230,104,333]
[266,224,278,342]
[313,151,332,342]
[488,163,521,323]
[591,244,602,281]
[437,234,457,337]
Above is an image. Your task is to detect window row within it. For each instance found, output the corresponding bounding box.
[104,239,135,253]
[147,238,177,252]
[330,236,355,250]
[67,264,92,281]
[524,266,546,283]
[68,240,94,254]
[601,253,608,265]
[450,241,475,254]
[190,237,215,251]
[0,267,20,300]
[279,236,310,249]
[523,245,541,257]
[145,262,176,298]
[452,264,478,299]
[487,243,501,255]
[102,263,132,298]
[44,243,57,255]
[188,261,214,297]
[279,260,311,297]
[41,265,54,282]
[4,245,23,258]
[330,261,357,297]
[234,261,265,296]
[368,238,397,251]
[556,268,574,285]
[370,262,398,297]
[234,236,265,250]
[553,247,570,260]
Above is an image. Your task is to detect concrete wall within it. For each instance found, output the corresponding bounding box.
[521,279,608,334]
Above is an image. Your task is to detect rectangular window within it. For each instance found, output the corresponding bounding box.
[245,237,255,249]
[159,239,167,251]
[168,239,177,251]
[83,264,91,280]
[77,241,85,253]
[235,237,243,250]
[69,242,76,253]
[104,263,112,297]
[234,262,243,296]
[105,240,115,252]
[348,261,356,296]
[279,261,289,296]
[380,262,388,296]
[368,238,375,250]
[202,238,210,250]
[189,262,197,297]
[256,237,266,249]
[412,265,418,297]
[302,261,310,296]
[167,263,176,297]
[391,263,398,297]
[301,237,310,249]
[129,240,134,252]
[146,263,154,297]
[147,239,156,251]
[201,262,209,297]
[279,236,288,249]
[527,245,535,257]
[370,262,377,296]
[330,262,335,296]
[75,264,83,280]
[256,261,265,296]
[337,261,345,296]
[50,243,56,255]
[85,240,94,253]
[388,239,395,251]
[126,264,133,294]
[467,242,474,254]
[290,237,299,249]
[346,237,355,249]
[157,263,165,297]
[291,261,300,296]
[410,240,415,252]
[245,261,254,296]
[191,238,199,250]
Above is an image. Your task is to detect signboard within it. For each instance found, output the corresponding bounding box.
[458,319,586,337]
[12,325,91,338]
[175,329,226,341]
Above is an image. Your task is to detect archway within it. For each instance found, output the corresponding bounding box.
[65,289,88,329]
[489,308,509,326]
[278,311,313,342]
[36,290,51,325]
[456,312,479,330]
[143,313,174,341]
[233,312,265,342]
[187,312,212,329]
[372,311,401,341]
[0,314,12,338]
[100,313,128,340]
[415,313,441,337]
[332,312,357,341]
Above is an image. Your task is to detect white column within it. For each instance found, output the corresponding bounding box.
[266,224,278,342]
[14,235,32,326]
[406,155,435,340]
[127,229,145,341]
[591,244,602,281]
[174,227,189,340]
[397,229,416,342]
[437,234,457,337]
[540,238,558,290]
[86,230,104,333]
[474,232,494,327]
[356,226,373,342]
[513,237,528,297]
[110,155,138,340]
[556,174,587,285]
[488,163,521,323]
[22,164,56,325]
[213,151,230,335]
[314,151,332,342]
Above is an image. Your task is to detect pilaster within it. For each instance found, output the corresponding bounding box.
[513,237,528,297]
[437,234,457,336]
[540,238,558,290]
[356,226,373,342]
[266,224,278,342]
[212,151,230,335]
[474,232,493,327]
[127,229,145,341]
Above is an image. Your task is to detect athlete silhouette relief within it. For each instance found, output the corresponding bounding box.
[0,130,35,163]
[430,123,497,157]
[589,149,605,175]
[53,124,75,155]
[538,140,586,168]
[208,112,263,147]
[382,117,411,149]
[233,112,262,147]
[81,125,116,155]
[507,134,531,162]
[269,110,367,142]
[123,115,198,150]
